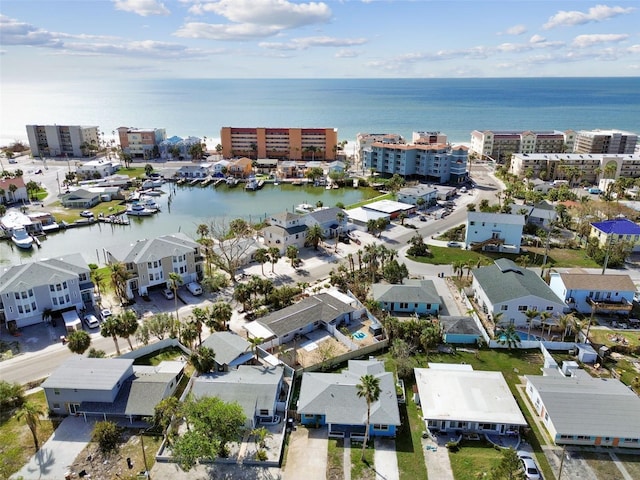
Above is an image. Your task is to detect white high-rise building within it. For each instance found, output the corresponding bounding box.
[26,125,100,157]
[574,129,638,155]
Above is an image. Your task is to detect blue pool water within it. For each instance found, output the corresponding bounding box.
[498,331,540,342]
[352,332,367,340]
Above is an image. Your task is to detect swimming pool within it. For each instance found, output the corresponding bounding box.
[498,331,540,341]
[352,331,367,340]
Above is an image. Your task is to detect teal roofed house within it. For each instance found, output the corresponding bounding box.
[371,279,440,315]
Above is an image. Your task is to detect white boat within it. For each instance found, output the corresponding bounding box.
[126,203,155,216]
[142,179,164,189]
[139,196,160,212]
[245,178,259,191]
[226,177,239,187]
[11,227,33,249]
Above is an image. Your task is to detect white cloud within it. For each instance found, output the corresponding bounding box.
[628,44,640,54]
[544,4,635,29]
[0,15,62,47]
[503,24,527,35]
[175,22,282,40]
[572,33,629,48]
[113,0,170,17]
[259,36,367,51]
[335,49,359,58]
[529,34,546,44]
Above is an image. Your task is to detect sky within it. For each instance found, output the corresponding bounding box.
[0,0,639,82]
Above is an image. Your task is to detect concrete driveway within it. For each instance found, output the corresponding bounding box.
[12,416,95,480]
[373,437,399,480]
[283,426,328,480]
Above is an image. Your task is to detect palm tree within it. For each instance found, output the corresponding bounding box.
[497,323,521,350]
[190,346,216,375]
[196,223,209,239]
[190,307,208,346]
[335,211,345,251]
[286,245,299,268]
[168,272,183,321]
[210,301,233,330]
[233,282,252,312]
[247,336,264,362]
[16,401,44,451]
[557,313,577,342]
[101,316,122,356]
[109,262,131,304]
[267,246,280,274]
[305,224,324,250]
[524,310,539,340]
[254,248,269,276]
[118,309,139,351]
[356,374,381,461]
[67,330,91,355]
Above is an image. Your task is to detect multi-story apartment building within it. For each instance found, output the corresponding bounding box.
[26,125,100,158]
[509,153,640,185]
[356,133,405,169]
[470,130,576,162]
[363,142,468,184]
[0,254,94,328]
[104,233,203,299]
[574,129,638,155]
[117,127,167,159]
[159,136,203,160]
[220,127,338,161]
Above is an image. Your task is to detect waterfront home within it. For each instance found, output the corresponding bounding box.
[176,163,212,178]
[415,364,527,436]
[0,177,28,204]
[303,206,349,239]
[191,365,286,428]
[327,160,346,174]
[212,159,231,177]
[297,359,401,439]
[590,218,640,252]
[42,357,184,419]
[159,135,202,160]
[76,159,121,179]
[104,232,203,299]
[371,279,440,316]
[229,157,253,178]
[261,211,307,254]
[346,207,390,232]
[525,366,640,449]
[360,199,415,220]
[1,208,44,236]
[200,332,253,372]
[0,253,94,328]
[277,161,303,179]
[396,185,438,208]
[465,212,525,253]
[549,271,635,315]
[60,188,101,208]
[471,258,565,327]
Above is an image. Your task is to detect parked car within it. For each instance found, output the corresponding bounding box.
[80,210,94,218]
[162,288,174,299]
[588,187,602,194]
[517,451,534,460]
[8,158,17,164]
[186,282,203,296]
[100,308,112,321]
[34,169,43,174]
[446,241,462,248]
[520,458,541,480]
[83,314,100,329]
[419,216,427,221]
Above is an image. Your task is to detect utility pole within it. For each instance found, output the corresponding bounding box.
[557,445,567,479]
[601,226,615,275]
[140,430,150,479]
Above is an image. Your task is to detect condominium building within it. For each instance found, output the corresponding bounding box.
[363,142,468,184]
[470,130,576,161]
[26,125,100,158]
[509,153,640,185]
[356,133,405,168]
[574,129,638,155]
[117,127,167,159]
[220,127,338,161]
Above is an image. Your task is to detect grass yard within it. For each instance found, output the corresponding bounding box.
[448,440,502,480]
[396,398,429,480]
[134,346,185,366]
[49,199,127,223]
[350,440,375,480]
[581,451,625,480]
[118,167,147,179]
[346,192,393,210]
[0,390,57,480]
[326,438,344,480]
[589,329,640,349]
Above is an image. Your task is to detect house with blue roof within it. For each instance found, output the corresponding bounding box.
[590,218,640,252]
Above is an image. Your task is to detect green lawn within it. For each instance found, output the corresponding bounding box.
[118,167,147,178]
[346,192,393,210]
[0,390,56,480]
[589,329,640,349]
[448,440,502,480]
[396,398,429,480]
[327,438,344,480]
[350,440,375,480]
[51,199,127,223]
[134,346,185,366]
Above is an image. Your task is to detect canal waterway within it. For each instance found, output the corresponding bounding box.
[1,183,378,267]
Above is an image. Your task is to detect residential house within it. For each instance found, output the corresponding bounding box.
[105,233,203,299]
[200,332,253,372]
[0,177,28,204]
[176,163,212,178]
[396,185,438,208]
[261,211,307,254]
[435,186,457,201]
[525,201,558,229]
[297,359,401,439]
[327,161,346,174]
[440,316,484,344]
[191,365,286,428]
[255,159,277,174]
[525,367,640,448]
[277,161,303,179]
[60,188,101,208]
[212,159,231,177]
[42,357,184,419]
[549,272,635,315]
[415,364,527,435]
[590,218,640,252]
[0,253,94,328]
[472,258,565,327]
[303,207,349,239]
[371,279,440,316]
[360,199,415,220]
[345,207,390,232]
[76,159,121,179]
[212,236,261,270]
[465,212,526,253]
[228,157,253,178]
[244,293,356,348]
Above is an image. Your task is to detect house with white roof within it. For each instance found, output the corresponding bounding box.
[1,208,44,236]
[212,159,231,177]
[590,218,640,252]
[465,212,526,253]
[472,259,565,327]
[346,207,389,232]
[371,279,440,316]
[549,271,635,315]
[261,211,307,254]
[525,367,640,448]
[105,232,203,299]
[176,163,212,178]
[297,359,401,439]
[200,332,253,372]
[361,199,415,220]
[76,159,121,179]
[191,365,286,428]
[0,254,94,328]
[396,185,438,208]
[414,364,527,435]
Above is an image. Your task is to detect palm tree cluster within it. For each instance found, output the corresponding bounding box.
[100,310,139,356]
[233,275,303,314]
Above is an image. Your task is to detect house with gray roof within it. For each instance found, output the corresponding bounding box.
[303,207,349,238]
[105,232,203,298]
[524,200,557,229]
[244,293,355,347]
[42,357,184,419]
[297,359,401,439]
[396,185,438,208]
[371,279,440,316]
[201,331,253,371]
[465,212,526,253]
[0,254,94,328]
[440,316,484,344]
[525,368,640,449]
[472,258,565,327]
[60,188,101,208]
[262,211,307,254]
[191,365,285,428]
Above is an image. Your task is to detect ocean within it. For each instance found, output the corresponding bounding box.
[2,77,639,147]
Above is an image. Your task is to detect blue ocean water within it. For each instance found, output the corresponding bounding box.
[2,77,639,145]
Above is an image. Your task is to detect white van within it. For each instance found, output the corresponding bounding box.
[186,282,203,296]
